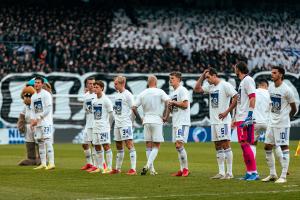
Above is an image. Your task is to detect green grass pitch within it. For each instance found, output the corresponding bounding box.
[0,142,299,200]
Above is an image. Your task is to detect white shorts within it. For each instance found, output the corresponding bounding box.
[92,131,111,145]
[34,125,53,141]
[114,126,133,141]
[144,123,164,142]
[211,124,231,142]
[83,128,93,144]
[25,124,35,143]
[254,123,268,141]
[172,125,189,143]
[265,126,290,146]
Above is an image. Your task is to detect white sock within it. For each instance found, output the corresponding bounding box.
[105,149,113,170]
[275,145,283,163]
[280,150,290,179]
[224,148,233,175]
[84,148,92,164]
[38,141,46,166]
[91,147,97,166]
[250,145,256,158]
[146,147,155,171]
[45,138,55,165]
[129,148,137,170]
[116,149,124,170]
[216,149,225,175]
[177,147,188,170]
[146,147,158,169]
[265,150,276,176]
[96,150,104,170]
[101,146,106,167]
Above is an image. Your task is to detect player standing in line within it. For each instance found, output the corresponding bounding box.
[132,75,170,176]
[194,68,237,179]
[90,81,114,174]
[262,66,297,183]
[233,61,259,181]
[30,76,55,170]
[164,71,190,177]
[252,79,270,156]
[110,76,137,175]
[81,77,106,172]
[80,77,97,171]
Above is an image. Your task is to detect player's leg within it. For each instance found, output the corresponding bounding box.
[210,124,225,179]
[103,143,113,173]
[222,140,233,179]
[44,126,55,170]
[33,127,47,169]
[172,126,189,177]
[125,139,137,175]
[89,143,102,173]
[110,128,124,174]
[141,124,152,175]
[241,123,258,180]
[81,128,93,170]
[275,128,290,183]
[262,127,277,182]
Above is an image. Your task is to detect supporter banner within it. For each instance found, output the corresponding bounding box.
[0,72,299,129]
[0,128,25,145]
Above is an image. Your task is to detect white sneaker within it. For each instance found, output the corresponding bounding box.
[275,177,287,184]
[210,174,225,179]
[220,173,234,180]
[150,170,158,176]
[262,175,278,182]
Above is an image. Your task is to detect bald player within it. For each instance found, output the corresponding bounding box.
[132,75,170,175]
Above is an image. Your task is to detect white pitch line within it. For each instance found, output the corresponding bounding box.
[77,189,300,200]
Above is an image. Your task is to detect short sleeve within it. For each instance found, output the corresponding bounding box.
[225,82,238,97]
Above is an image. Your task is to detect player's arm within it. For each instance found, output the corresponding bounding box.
[169,100,189,109]
[194,69,209,93]
[38,93,52,121]
[290,102,297,118]
[30,99,37,129]
[219,94,238,120]
[163,101,171,123]
[132,106,143,124]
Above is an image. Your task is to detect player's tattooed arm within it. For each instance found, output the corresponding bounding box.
[290,102,297,118]
[132,106,143,124]
[194,69,209,93]
[108,111,114,127]
[219,94,238,120]
[163,101,171,123]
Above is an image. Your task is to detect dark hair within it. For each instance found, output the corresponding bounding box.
[94,80,104,89]
[207,68,218,76]
[257,78,269,86]
[85,77,95,85]
[235,61,249,74]
[169,71,182,80]
[272,66,285,80]
[35,76,44,84]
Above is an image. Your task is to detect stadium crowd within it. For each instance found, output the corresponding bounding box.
[1,6,300,80]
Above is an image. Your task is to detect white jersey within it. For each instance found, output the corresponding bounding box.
[254,88,270,124]
[236,75,256,121]
[92,94,113,133]
[21,105,32,124]
[134,88,170,125]
[170,85,191,126]
[30,89,53,127]
[268,82,295,128]
[113,89,134,128]
[202,80,237,125]
[83,92,97,129]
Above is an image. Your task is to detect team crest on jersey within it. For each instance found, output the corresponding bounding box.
[93,104,102,120]
[210,90,219,108]
[85,99,93,113]
[270,94,281,114]
[33,98,43,113]
[114,99,122,115]
[172,95,178,112]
